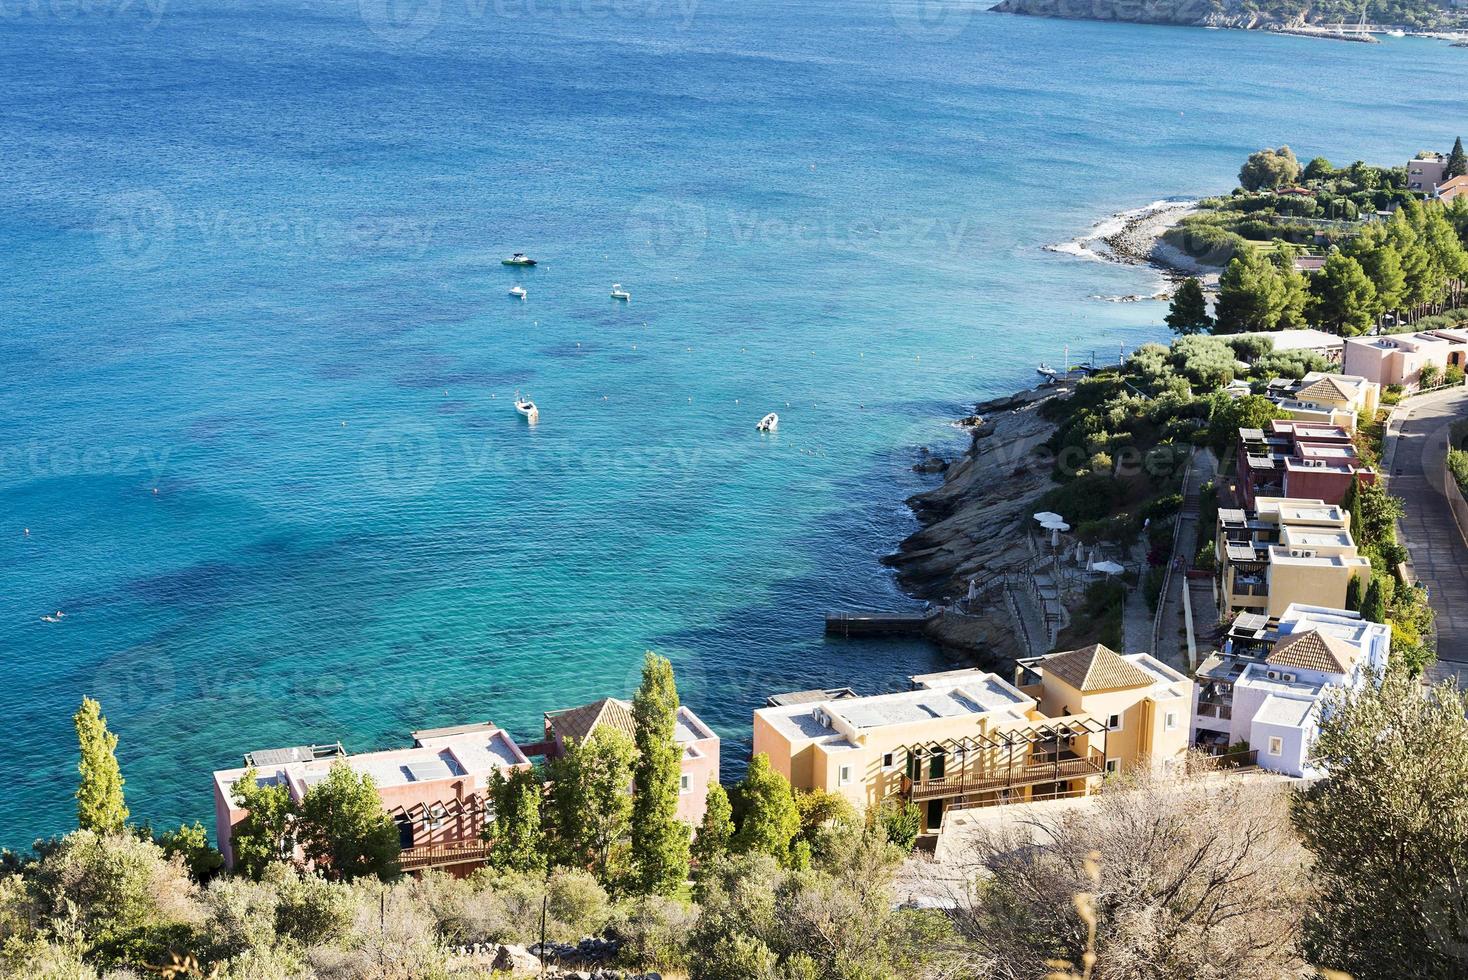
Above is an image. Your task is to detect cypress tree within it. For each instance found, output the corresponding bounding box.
[484,765,546,874]
[691,782,734,868]
[1447,137,1467,180]
[730,753,800,866]
[74,697,128,835]
[1360,576,1389,625]
[1165,277,1212,335]
[1342,476,1363,542]
[546,727,636,887]
[630,652,691,895]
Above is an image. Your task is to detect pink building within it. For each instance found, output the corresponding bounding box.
[1342,330,1468,390]
[1235,420,1375,510]
[1407,155,1448,193]
[212,721,532,876]
[542,697,720,825]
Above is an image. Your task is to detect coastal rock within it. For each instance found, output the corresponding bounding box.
[493,944,542,973]
[885,386,1063,610]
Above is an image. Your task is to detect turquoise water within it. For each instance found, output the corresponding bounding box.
[1,0,1462,847]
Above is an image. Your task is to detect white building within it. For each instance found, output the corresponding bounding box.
[1192,603,1389,777]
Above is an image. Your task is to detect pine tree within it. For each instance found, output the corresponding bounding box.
[1213,247,1286,333]
[1271,251,1310,330]
[691,782,734,868]
[1307,253,1377,336]
[1165,277,1212,335]
[484,765,546,874]
[74,697,128,835]
[297,761,402,882]
[1447,137,1467,181]
[1343,226,1406,319]
[729,754,800,866]
[629,652,692,895]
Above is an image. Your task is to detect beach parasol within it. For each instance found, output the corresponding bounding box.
[1093,560,1125,576]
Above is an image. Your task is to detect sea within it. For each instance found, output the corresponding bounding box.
[1,0,1462,847]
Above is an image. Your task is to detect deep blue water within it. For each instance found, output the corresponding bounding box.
[1,0,1462,847]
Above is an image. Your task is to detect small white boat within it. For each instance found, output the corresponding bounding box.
[509,285,527,300]
[502,253,537,266]
[514,392,539,422]
[1036,363,1059,380]
[1386,28,1405,37]
[756,412,778,432]
[610,284,630,301]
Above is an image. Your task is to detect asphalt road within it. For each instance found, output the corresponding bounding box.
[1384,386,1468,681]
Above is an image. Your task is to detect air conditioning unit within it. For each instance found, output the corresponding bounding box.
[1266,670,1280,680]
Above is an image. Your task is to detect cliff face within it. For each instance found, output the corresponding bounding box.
[989,0,1296,28]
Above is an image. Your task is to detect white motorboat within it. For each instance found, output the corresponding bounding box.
[756,412,778,432]
[1386,28,1405,36]
[514,392,539,422]
[1036,362,1059,380]
[502,253,537,266]
[610,283,630,300]
[509,285,527,300]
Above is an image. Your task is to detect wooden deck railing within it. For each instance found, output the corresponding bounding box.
[902,751,1106,803]
[399,839,492,873]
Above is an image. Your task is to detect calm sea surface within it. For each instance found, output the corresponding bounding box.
[0,0,1461,846]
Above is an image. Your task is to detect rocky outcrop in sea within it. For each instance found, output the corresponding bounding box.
[885,387,1066,642]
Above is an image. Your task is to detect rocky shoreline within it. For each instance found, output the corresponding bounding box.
[884,384,1071,660]
[1048,199,1221,293]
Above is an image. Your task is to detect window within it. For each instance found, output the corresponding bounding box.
[1268,736,1283,757]
[1164,711,1178,731]
[1105,759,1120,774]
[882,752,896,770]
[838,764,853,786]
[425,804,447,831]
[679,774,691,794]
[1107,713,1123,732]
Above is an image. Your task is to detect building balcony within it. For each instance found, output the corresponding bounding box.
[1196,698,1233,721]
[901,749,1107,802]
[399,839,493,873]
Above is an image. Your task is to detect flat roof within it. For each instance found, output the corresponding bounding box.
[1255,694,1316,728]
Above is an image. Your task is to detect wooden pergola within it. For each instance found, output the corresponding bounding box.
[386,793,493,873]
[899,718,1110,804]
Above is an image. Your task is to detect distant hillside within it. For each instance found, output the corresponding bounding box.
[989,0,1459,31]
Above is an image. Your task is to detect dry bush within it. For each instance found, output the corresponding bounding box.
[947,767,1309,980]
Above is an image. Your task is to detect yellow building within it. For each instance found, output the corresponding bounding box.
[1217,497,1371,618]
[1272,372,1380,433]
[751,646,1193,832]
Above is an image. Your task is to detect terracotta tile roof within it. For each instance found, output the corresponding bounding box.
[545,697,636,746]
[1265,629,1358,675]
[1439,174,1468,202]
[1295,375,1357,405]
[1040,644,1155,692]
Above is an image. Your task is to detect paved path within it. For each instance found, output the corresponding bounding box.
[1151,449,1217,669]
[1383,386,1468,678]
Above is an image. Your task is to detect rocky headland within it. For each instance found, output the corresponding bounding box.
[887,386,1064,599]
[989,0,1399,35]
